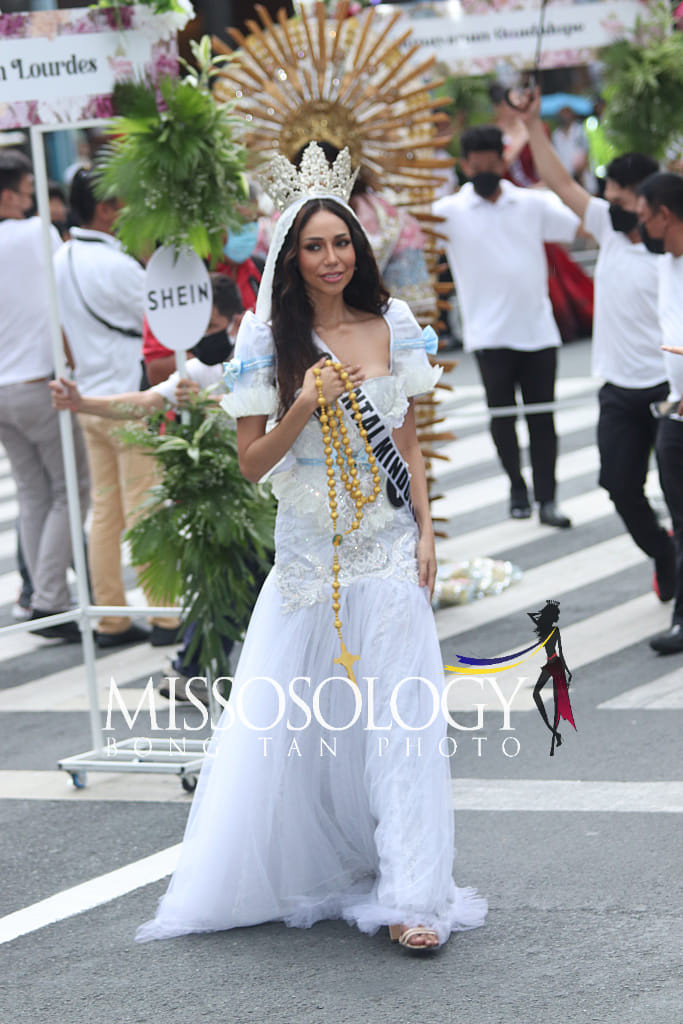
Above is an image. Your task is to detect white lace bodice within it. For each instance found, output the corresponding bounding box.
[220,300,442,612]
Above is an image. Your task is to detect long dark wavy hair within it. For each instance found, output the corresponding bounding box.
[528,600,560,640]
[270,197,389,414]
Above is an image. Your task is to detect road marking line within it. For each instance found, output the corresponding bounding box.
[0,645,168,711]
[598,669,683,710]
[450,779,683,812]
[433,403,599,477]
[432,444,600,520]
[436,532,653,640]
[444,594,670,712]
[0,844,180,946]
[0,770,193,802]
[0,775,679,945]
[436,486,616,563]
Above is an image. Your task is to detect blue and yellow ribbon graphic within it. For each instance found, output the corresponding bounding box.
[445,629,556,675]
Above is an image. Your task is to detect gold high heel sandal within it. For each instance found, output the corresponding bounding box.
[389,924,440,952]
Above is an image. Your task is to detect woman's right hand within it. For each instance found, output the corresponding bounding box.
[50,376,82,413]
[299,358,365,410]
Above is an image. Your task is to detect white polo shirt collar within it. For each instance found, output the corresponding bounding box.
[70,226,123,250]
[461,178,519,208]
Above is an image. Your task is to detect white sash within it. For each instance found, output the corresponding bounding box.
[338,384,415,520]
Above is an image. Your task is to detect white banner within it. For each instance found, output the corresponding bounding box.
[0,32,157,104]
[379,0,651,74]
[0,6,183,129]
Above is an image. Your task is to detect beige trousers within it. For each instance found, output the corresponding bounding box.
[79,414,180,634]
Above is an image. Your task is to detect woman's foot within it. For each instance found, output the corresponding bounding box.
[389,924,440,951]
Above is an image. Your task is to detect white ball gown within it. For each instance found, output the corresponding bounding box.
[136,299,487,945]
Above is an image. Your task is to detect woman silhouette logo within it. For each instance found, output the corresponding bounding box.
[529,600,576,756]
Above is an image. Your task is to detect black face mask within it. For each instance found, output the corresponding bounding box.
[638,223,665,255]
[608,204,639,234]
[471,172,501,199]
[190,329,233,365]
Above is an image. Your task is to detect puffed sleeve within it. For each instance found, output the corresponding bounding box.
[388,298,443,397]
[220,312,278,419]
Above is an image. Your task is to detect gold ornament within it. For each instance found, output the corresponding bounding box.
[214,3,458,536]
[213,3,453,250]
[313,359,382,684]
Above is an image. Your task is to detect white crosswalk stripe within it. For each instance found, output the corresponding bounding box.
[1,365,681,802]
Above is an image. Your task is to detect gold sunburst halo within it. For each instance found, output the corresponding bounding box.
[213,3,453,205]
[214,3,458,534]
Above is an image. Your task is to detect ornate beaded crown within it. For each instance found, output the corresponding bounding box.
[257,142,358,213]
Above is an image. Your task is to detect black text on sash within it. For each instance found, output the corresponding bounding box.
[338,387,415,519]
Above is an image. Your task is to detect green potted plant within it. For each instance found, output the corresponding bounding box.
[119,396,276,680]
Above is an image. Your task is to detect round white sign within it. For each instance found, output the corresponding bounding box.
[144,246,212,352]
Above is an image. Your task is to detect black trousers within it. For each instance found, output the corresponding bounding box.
[597,381,671,559]
[475,347,558,504]
[655,416,683,624]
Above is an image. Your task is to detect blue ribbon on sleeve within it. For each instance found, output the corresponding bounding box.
[423,325,438,355]
[392,325,439,355]
[222,354,275,391]
[222,357,242,391]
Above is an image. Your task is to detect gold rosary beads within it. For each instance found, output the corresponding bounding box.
[313,359,383,683]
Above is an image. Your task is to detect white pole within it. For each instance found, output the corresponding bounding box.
[176,348,189,425]
[30,125,104,756]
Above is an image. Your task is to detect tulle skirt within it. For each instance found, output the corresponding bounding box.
[136,570,487,944]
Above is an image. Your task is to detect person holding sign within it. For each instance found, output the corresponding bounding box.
[51,276,248,698]
[135,144,487,953]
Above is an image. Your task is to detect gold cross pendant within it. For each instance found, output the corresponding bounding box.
[334,640,360,685]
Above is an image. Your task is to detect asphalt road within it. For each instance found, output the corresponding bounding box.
[0,340,680,1024]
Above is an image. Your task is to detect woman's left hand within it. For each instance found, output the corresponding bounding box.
[417,531,437,599]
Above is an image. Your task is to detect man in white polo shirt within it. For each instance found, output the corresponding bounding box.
[434,125,577,528]
[636,172,683,653]
[522,90,676,602]
[55,168,179,648]
[0,149,89,641]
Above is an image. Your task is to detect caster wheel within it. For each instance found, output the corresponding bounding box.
[69,771,87,789]
[181,774,197,793]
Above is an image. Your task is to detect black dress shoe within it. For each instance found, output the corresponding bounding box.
[29,610,81,643]
[539,501,572,529]
[510,502,532,520]
[150,623,181,646]
[509,486,530,519]
[649,623,683,654]
[95,624,151,648]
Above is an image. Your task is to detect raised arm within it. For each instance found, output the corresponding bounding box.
[520,88,590,221]
[236,360,364,483]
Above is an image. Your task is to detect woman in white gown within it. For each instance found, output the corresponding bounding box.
[137,147,487,951]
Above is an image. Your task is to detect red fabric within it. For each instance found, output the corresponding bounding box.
[545,243,594,343]
[547,657,577,730]
[142,315,173,361]
[214,258,261,314]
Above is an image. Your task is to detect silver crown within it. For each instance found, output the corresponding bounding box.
[258,142,358,212]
